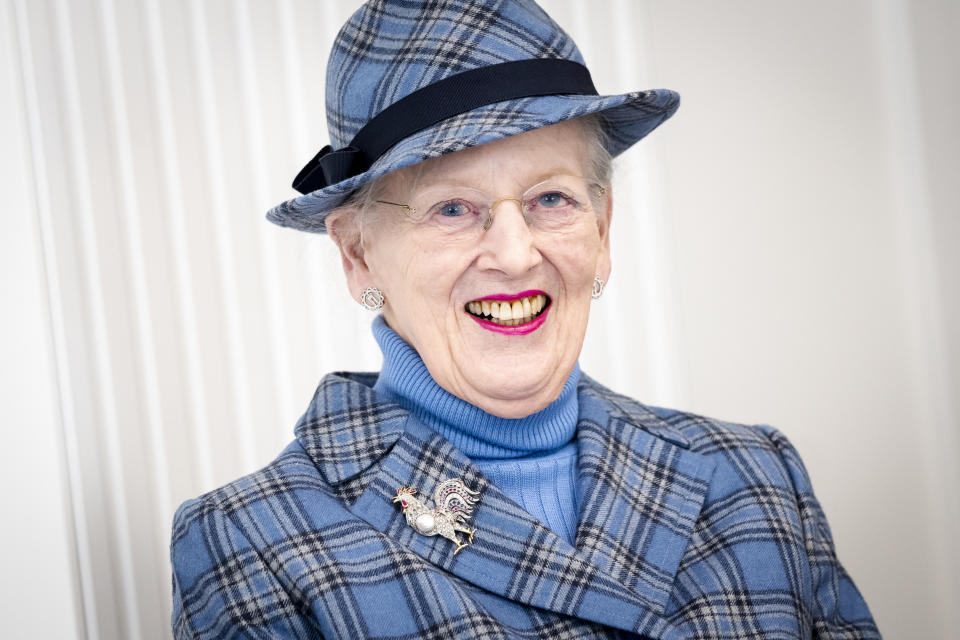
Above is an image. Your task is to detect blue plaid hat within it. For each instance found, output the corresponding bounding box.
[266,0,680,234]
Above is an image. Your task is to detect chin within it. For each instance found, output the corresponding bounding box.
[464,367,564,417]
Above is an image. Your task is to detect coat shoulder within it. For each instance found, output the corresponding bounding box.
[171,440,329,543]
[169,440,333,639]
[645,402,782,455]
[579,374,799,493]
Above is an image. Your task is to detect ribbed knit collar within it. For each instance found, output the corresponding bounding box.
[371,315,579,459]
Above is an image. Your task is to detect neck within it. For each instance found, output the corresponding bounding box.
[371,315,579,459]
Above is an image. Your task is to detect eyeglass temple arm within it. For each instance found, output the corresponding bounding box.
[375,199,415,213]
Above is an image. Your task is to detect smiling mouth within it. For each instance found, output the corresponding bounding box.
[464,293,551,326]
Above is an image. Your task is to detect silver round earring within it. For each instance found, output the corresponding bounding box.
[359,286,385,311]
[591,276,605,300]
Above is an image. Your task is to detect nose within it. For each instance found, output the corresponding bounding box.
[476,198,541,276]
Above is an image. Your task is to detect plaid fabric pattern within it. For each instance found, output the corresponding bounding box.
[266,0,680,233]
[171,372,881,639]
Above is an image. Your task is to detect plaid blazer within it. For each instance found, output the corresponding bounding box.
[170,372,880,639]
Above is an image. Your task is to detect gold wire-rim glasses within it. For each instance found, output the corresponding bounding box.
[374,176,606,232]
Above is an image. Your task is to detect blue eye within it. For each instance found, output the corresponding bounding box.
[439,202,468,217]
[537,192,569,208]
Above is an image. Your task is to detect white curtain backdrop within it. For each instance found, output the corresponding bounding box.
[2,0,957,638]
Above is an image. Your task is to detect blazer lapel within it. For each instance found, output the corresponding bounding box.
[574,375,717,614]
[296,372,715,638]
[346,416,680,638]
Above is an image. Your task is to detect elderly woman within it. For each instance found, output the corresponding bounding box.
[170,1,880,638]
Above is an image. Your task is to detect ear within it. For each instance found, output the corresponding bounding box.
[325,207,374,302]
[595,186,613,283]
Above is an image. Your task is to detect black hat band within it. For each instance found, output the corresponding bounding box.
[292,58,598,195]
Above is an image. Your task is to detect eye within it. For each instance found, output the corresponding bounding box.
[528,189,579,213]
[537,191,570,208]
[439,201,469,217]
[425,198,482,228]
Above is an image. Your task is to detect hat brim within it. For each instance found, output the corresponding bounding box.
[266,88,679,234]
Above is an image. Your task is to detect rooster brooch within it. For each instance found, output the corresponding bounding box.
[393,479,481,554]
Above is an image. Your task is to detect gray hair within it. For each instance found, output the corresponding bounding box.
[332,112,613,236]
[578,112,614,186]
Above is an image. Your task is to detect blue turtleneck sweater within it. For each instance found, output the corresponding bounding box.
[371,316,580,543]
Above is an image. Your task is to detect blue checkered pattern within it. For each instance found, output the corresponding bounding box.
[267,0,680,233]
[170,372,880,638]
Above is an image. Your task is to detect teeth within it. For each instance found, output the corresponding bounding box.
[465,294,549,325]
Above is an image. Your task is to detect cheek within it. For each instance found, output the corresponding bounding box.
[404,244,475,297]
[365,233,436,304]
[367,238,413,278]
[547,231,604,286]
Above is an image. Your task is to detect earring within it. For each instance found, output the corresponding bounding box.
[591,276,605,300]
[359,286,384,311]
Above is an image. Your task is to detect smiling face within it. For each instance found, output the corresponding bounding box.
[328,119,612,418]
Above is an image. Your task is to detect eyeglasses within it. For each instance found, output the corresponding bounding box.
[374,174,606,237]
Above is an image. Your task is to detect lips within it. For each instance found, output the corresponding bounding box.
[464,291,551,327]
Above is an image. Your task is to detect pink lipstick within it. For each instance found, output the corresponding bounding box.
[468,305,550,335]
[464,290,551,335]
